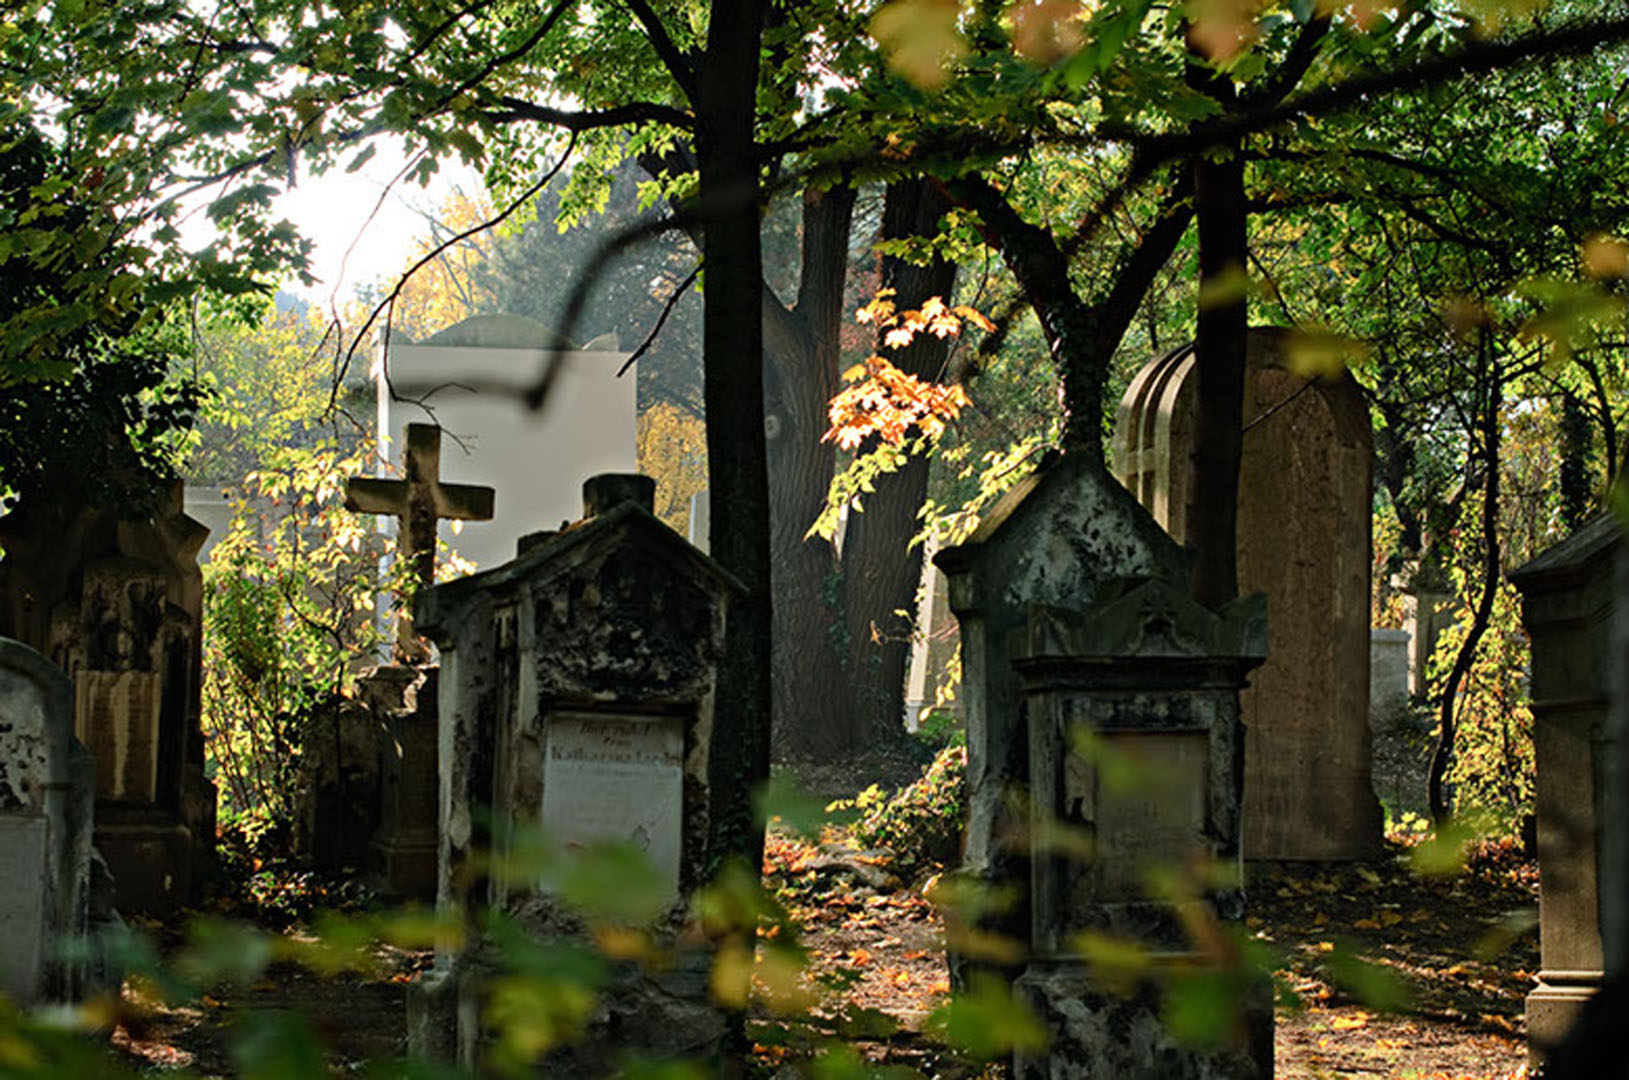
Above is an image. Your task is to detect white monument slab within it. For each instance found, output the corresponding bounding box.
[541,712,684,897]
[373,315,636,572]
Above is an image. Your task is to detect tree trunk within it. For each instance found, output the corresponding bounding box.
[764,185,858,761]
[695,0,770,871]
[840,177,957,750]
[1429,338,1502,825]
[1185,48,1248,610]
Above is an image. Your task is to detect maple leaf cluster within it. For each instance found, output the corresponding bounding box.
[822,291,985,451]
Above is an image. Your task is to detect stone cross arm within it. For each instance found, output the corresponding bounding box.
[345,423,495,660]
[345,476,494,523]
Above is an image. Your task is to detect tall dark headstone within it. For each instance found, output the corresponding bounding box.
[0,487,215,914]
[1510,517,1620,1063]
[1114,327,1382,861]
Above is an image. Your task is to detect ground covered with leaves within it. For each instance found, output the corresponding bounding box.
[100,818,1540,1079]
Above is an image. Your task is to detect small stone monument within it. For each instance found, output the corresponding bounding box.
[937,452,1271,1077]
[0,487,215,914]
[411,472,741,1071]
[1369,628,1411,731]
[1114,327,1382,861]
[1510,516,1620,1063]
[0,637,96,1004]
[330,423,494,898]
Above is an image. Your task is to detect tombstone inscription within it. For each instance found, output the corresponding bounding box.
[542,712,685,897]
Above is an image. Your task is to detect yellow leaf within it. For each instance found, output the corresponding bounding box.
[870,0,969,91]
[1582,232,1629,279]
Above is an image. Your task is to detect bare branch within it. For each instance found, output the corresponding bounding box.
[619,262,701,376]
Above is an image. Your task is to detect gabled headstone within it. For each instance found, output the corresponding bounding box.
[410,473,741,1072]
[937,452,1272,1078]
[936,450,1193,941]
[1114,327,1382,861]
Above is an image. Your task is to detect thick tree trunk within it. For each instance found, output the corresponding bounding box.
[1186,55,1248,610]
[840,178,957,749]
[765,186,857,761]
[695,0,770,870]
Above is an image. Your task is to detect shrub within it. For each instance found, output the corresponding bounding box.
[853,744,966,879]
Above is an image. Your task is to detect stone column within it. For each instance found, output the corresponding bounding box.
[1510,517,1621,1062]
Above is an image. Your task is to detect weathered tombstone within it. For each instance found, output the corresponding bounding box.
[1114,327,1382,861]
[374,315,634,572]
[0,637,96,1004]
[0,487,215,914]
[411,473,740,1071]
[1510,516,1620,1063]
[1370,627,1411,730]
[1403,573,1458,696]
[903,536,962,731]
[936,451,1271,1078]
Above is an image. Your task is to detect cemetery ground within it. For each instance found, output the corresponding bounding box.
[103,764,1539,1079]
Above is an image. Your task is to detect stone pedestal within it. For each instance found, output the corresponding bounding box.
[1014,962,1273,1080]
[1510,516,1620,1064]
[365,665,440,901]
[1369,628,1411,731]
[1012,585,1270,1080]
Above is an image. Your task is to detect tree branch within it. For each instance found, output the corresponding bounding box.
[620,0,700,102]
[484,97,692,131]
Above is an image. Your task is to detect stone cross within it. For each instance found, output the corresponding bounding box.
[347,423,494,661]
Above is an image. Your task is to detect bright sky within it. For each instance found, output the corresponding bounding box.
[269,137,484,305]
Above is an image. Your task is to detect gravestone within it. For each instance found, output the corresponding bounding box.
[411,472,741,1072]
[936,451,1271,1078]
[937,451,1194,970]
[1509,516,1620,1063]
[322,424,494,898]
[903,536,963,731]
[0,487,215,914]
[374,315,634,572]
[1114,327,1382,861]
[1370,628,1411,730]
[0,637,98,1004]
